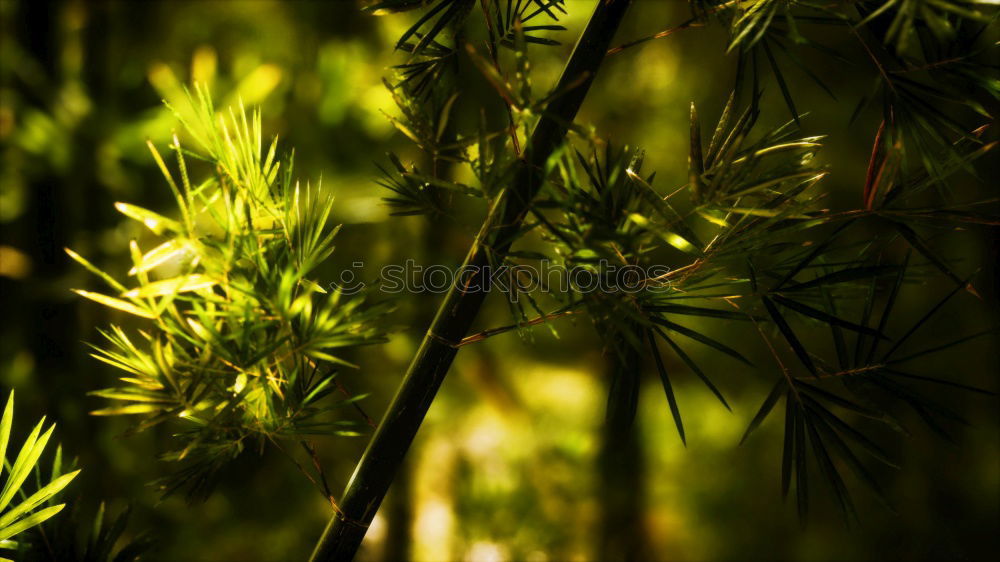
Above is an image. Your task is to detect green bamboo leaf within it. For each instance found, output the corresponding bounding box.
[689,102,705,203]
[88,389,171,403]
[797,380,882,419]
[821,288,849,371]
[146,140,191,231]
[781,265,898,292]
[852,276,879,368]
[863,253,909,364]
[643,303,756,321]
[804,400,891,511]
[650,317,752,366]
[706,91,737,167]
[762,296,816,375]
[90,404,163,416]
[114,202,181,235]
[804,412,856,521]
[808,394,898,468]
[72,290,156,319]
[866,374,963,440]
[794,403,808,518]
[771,294,886,339]
[64,248,128,293]
[654,328,731,411]
[0,394,11,480]
[303,348,359,369]
[739,379,786,445]
[0,470,79,531]
[723,206,813,219]
[886,327,997,366]
[0,421,54,512]
[762,41,800,127]
[720,170,825,201]
[881,273,974,362]
[854,0,898,31]
[908,141,998,194]
[626,168,703,252]
[774,221,852,289]
[781,394,795,497]
[883,368,995,396]
[776,37,838,100]
[402,0,463,55]
[893,221,978,296]
[128,240,191,276]
[648,330,685,445]
[0,504,65,543]
[123,275,217,298]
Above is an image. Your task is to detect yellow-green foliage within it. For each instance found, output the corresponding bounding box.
[0,392,79,558]
[68,87,389,497]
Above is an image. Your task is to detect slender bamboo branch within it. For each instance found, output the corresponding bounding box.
[458,305,581,347]
[308,1,633,559]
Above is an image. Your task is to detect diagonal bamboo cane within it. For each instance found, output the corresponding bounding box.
[309,1,633,559]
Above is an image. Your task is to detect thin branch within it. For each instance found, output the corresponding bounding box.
[458,306,581,346]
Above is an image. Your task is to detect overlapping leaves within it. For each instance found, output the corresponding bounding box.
[69,88,389,498]
[741,251,995,520]
[368,0,998,527]
[0,392,79,558]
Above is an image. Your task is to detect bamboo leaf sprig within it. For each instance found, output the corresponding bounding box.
[0,392,80,559]
[69,87,390,499]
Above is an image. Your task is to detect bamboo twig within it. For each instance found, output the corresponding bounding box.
[458,306,581,346]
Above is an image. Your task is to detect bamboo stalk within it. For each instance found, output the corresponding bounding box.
[309,1,633,559]
[598,327,646,561]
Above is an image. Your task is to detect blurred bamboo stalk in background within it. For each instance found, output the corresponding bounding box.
[598,334,647,561]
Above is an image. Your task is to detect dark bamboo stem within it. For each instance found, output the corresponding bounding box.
[309,1,633,559]
[598,331,646,561]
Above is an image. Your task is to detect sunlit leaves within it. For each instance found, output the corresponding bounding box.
[71,290,156,319]
[0,393,79,551]
[684,99,830,261]
[541,144,704,265]
[698,102,826,207]
[529,142,754,440]
[70,90,389,499]
[113,203,182,236]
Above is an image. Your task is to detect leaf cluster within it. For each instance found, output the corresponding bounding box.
[15,502,153,562]
[367,0,998,524]
[70,87,389,499]
[0,392,80,559]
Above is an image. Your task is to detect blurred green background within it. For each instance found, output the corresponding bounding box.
[1,1,997,560]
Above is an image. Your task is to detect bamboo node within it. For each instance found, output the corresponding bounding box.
[428,332,460,349]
